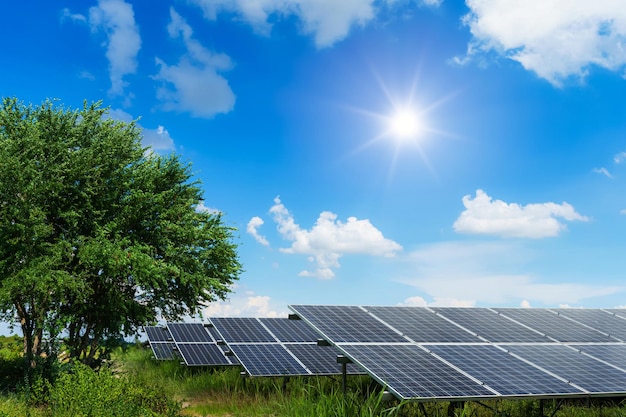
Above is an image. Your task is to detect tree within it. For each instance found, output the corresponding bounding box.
[0,98,241,368]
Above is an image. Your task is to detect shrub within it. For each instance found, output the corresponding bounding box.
[50,362,181,417]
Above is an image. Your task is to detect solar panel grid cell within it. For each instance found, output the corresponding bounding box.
[494,309,613,342]
[364,306,480,342]
[431,308,550,343]
[230,344,308,376]
[150,342,177,360]
[428,344,582,396]
[211,317,276,343]
[284,344,362,375]
[167,323,214,343]
[342,344,496,400]
[505,344,626,393]
[290,305,408,343]
[145,326,172,342]
[176,343,233,366]
[259,318,319,342]
[555,309,626,341]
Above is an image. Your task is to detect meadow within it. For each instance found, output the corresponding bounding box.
[0,337,624,417]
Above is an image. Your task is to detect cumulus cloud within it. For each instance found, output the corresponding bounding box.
[203,288,287,317]
[196,201,221,214]
[153,8,235,118]
[268,196,402,279]
[247,216,270,246]
[106,108,176,151]
[190,0,441,48]
[456,0,626,86]
[399,241,623,306]
[61,8,87,23]
[453,190,589,238]
[88,0,141,96]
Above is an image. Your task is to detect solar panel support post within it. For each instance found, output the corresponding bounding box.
[337,355,352,397]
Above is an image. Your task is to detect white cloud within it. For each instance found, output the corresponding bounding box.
[268,196,402,279]
[153,8,235,118]
[203,288,287,317]
[196,201,221,214]
[190,0,441,48]
[457,0,626,86]
[142,126,175,151]
[593,167,613,178]
[399,296,475,307]
[247,216,270,246]
[453,189,589,238]
[106,109,176,151]
[615,151,626,164]
[89,0,141,96]
[61,8,86,23]
[399,241,624,306]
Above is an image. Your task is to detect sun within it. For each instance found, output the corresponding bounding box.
[390,109,422,139]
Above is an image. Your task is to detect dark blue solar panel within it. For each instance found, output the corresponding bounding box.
[150,342,177,360]
[555,309,626,341]
[259,318,320,342]
[428,344,582,396]
[494,309,613,342]
[176,343,234,366]
[230,344,308,376]
[573,344,626,371]
[289,305,408,343]
[211,318,276,343]
[506,344,626,393]
[432,308,550,343]
[285,344,364,375]
[341,344,496,400]
[167,323,214,343]
[364,306,480,342]
[145,326,172,342]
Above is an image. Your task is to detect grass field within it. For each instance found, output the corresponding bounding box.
[0,340,626,416]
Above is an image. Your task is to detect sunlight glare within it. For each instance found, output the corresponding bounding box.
[390,110,421,139]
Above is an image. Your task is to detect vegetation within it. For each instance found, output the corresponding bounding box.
[0,98,241,370]
[0,341,624,416]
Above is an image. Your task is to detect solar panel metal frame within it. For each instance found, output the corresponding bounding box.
[289,305,626,402]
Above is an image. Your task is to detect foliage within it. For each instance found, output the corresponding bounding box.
[49,361,181,417]
[0,97,241,369]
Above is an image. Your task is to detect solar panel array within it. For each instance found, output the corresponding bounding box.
[144,326,178,360]
[209,317,363,377]
[289,305,626,401]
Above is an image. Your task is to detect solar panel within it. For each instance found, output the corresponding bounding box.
[210,317,276,343]
[167,323,214,343]
[289,305,408,343]
[176,343,234,367]
[428,344,582,396]
[145,326,172,342]
[340,344,496,400]
[259,318,320,342]
[554,309,626,341]
[364,306,480,342]
[505,344,626,393]
[572,344,626,370]
[229,344,308,376]
[285,344,363,375]
[431,308,550,343]
[150,342,178,360]
[493,308,614,342]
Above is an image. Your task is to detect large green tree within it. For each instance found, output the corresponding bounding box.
[0,98,241,367]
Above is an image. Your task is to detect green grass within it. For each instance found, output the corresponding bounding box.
[0,343,626,416]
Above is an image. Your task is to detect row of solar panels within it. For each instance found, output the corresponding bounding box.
[145,317,362,377]
[288,306,626,401]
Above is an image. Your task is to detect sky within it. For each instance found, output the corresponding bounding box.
[3,0,626,319]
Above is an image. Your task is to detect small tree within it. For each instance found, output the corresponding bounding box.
[0,98,241,368]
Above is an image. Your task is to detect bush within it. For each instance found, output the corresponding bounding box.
[50,362,181,417]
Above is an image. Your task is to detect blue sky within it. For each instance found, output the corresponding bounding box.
[3,0,626,318]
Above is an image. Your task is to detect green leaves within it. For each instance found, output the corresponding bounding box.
[0,97,241,367]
